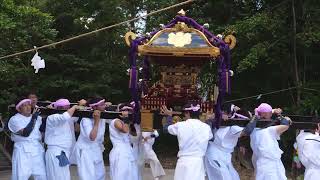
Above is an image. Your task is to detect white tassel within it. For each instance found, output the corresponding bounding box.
[30,47,45,73]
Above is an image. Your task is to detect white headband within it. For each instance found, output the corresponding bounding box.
[231,104,235,112]
[120,106,133,111]
[184,104,201,112]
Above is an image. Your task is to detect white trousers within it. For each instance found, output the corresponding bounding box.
[174,156,205,180]
[204,156,239,180]
[144,150,165,178]
[109,146,138,180]
[255,157,286,180]
[11,147,46,180]
[45,147,71,180]
[74,147,105,180]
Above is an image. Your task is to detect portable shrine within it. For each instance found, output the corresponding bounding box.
[124,10,236,131]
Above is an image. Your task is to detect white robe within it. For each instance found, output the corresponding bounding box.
[168,119,213,180]
[8,113,46,180]
[250,126,286,180]
[205,126,243,180]
[130,124,144,180]
[296,131,320,180]
[109,119,138,180]
[74,118,106,180]
[142,130,166,179]
[44,112,78,180]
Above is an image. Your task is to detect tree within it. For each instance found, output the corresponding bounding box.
[0,0,57,111]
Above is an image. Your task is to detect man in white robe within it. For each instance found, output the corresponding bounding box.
[205,103,256,180]
[250,103,291,180]
[109,103,138,180]
[8,98,46,180]
[74,98,107,180]
[163,104,213,180]
[142,129,166,180]
[296,123,320,180]
[44,98,85,180]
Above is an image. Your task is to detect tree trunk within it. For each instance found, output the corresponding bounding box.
[292,0,301,106]
[302,0,307,85]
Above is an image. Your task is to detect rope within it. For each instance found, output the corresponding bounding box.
[225,86,298,103]
[303,88,320,93]
[0,0,195,60]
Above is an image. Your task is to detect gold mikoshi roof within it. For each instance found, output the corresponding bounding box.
[138,22,220,57]
[125,21,237,59]
[126,22,222,58]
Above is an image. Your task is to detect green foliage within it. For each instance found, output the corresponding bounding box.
[0,0,57,112]
[300,92,320,114]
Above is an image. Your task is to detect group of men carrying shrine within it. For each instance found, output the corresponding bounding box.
[5,92,320,180]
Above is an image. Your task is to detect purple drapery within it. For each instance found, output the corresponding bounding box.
[128,41,139,123]
[128,15,232,127]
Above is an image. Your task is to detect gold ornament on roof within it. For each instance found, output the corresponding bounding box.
[224,34,236,49]
[125,31,137,47]
[173,22,190,32]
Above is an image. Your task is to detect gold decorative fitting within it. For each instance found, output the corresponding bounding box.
[224,34,236,49]
[177,9,186,16]
[141,110,154,132]
[173,116,182,123]
[124,31,137,47]
[172,22,191,32]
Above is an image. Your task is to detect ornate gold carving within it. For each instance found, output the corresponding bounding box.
[165,74,193,85]
[159,65,200,86]
[124,31,137,47]
[159,65,200,73]
[224,34,236,49]
[138,45,220,57]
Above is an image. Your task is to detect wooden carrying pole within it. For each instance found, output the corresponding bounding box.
[8,106,131,120]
